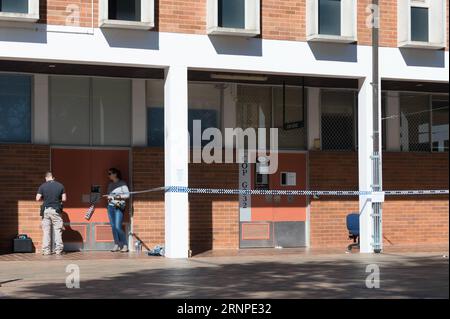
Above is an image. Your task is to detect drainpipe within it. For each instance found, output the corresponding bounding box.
[371,0,383,253]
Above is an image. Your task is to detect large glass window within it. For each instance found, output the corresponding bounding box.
[50,77,90,146]
[320,90,356,150]
[0,73,31,143]
[108,0,141,21]
[0,0,28,13]
[400,94,431,152]
[50,76,131,146]
[411,6,429,42]
[218,0,245,29]
[319,0,341,36]
[92,78,131,146]
[431,96,449,152]
[146,81,222,148]
[273,86,306,150]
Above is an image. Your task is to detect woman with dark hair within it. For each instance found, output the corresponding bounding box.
[107,168,130,252]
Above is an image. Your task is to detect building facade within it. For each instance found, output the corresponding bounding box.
[0,0,448,257]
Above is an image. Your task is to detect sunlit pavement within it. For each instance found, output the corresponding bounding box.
[0,247,448,299]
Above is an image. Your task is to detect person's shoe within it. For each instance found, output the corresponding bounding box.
[120,245,129,253]
[55,251,65,256]
[42,251,52,256]
[111,244,120,252]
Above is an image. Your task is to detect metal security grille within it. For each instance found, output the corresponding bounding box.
[321,90,356,151]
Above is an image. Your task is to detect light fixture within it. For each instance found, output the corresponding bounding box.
[210,73,268,82]
[48,64,56,68]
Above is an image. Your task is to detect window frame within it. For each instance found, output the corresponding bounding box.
[99,0,155,30]
[207,0,260,37]
[398,0,447,49]
[306,0,357,43]
[0,0,39,23]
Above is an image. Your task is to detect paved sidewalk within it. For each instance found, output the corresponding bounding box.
[0,249,448,299]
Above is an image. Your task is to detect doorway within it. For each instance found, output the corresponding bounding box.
[51,148,130,251]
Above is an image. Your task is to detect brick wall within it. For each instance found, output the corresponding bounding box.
[309,151,449,248]
[131,147,165,250]
[189,160,239,254]
[0,144,50,254]
[131,147,239,254]
[36,1,448,50]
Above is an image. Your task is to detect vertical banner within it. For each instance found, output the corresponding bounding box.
[239,154,251,222]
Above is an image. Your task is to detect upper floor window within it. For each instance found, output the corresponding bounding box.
[318,0,341,36]
[307,0,357,43]
[410,6,429,42]
[0,0,28,14]
[207,0,260,37]
[398,0,447,49]
[0,0,39,22]
[99,0,154,30]
[108,0,141,22]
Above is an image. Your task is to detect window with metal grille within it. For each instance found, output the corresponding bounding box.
[0,0,28,13]
[0,73,32,143]
[218,0,245,29]
[400,93,449,152]
[411,6,429,42]
[108,0,141,22]
[318,0,341,36]
[320,90,356,150]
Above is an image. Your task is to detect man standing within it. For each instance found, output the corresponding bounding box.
[36,172,67,255]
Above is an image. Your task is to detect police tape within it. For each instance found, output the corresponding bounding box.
[164,186,449,197]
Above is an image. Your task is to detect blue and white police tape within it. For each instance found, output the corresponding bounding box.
[164,186,449,197]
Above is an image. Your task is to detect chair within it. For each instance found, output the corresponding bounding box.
[346,213,360,251]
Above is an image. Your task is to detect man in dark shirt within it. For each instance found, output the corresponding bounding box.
[36,172,67,255]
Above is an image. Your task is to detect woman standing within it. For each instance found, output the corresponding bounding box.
[106,168,130,252]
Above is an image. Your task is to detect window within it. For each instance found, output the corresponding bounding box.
[318,0,341,36]
[0,0,28,13]
[272,86,306,150]
[410,6,429,42]
[400,94,432,152]
[108,0,141,22]
[306,0,356,43]
[0,0,39,22]
[320,90,356,150]
[431,96,449,152]
[207,0,260,37]
[218,0,245,29]
[99,0,154,30]
[398,0,446,49]
[0,73,32,143]
[50,76,131,146]
[146,81,222,148]
[235,84,306,150]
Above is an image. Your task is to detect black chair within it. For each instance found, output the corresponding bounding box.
[346,213,360,251]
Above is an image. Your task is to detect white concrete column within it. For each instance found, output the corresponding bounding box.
[132,79,147,146]
[358,77,374,253]
[307,87,321,150]
[33,74,49,144]
[385,91,401,151]
[164,65,189,259]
